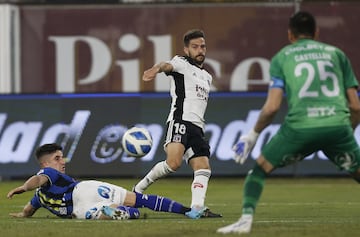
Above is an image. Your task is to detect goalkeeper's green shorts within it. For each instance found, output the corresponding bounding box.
[262,123,360,173]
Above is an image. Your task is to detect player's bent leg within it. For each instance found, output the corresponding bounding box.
[72,181,129,219]
[133,161,175,193]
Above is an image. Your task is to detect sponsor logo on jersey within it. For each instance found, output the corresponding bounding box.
[97,185,111,199]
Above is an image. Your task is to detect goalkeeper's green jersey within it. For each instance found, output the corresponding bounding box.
[270,39,358,128]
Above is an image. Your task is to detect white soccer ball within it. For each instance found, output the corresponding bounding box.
[122,127,153,158]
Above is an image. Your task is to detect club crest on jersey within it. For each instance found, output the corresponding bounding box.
[173,134,182,142]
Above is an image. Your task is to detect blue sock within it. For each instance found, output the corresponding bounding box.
[134,193,189,214]
[117,205,140,219]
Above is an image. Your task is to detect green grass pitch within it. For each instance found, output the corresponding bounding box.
[2,177,359,237]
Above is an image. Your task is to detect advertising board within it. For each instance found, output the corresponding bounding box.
[0,93,349,178]
[17,3,360,93]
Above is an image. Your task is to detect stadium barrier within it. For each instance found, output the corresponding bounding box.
[0,93,351,178]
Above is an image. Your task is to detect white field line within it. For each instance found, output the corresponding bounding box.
[255,219,359,223]
[259,202,360,206]
[213,202,360,207]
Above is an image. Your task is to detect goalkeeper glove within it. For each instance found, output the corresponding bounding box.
[233,129,259,164]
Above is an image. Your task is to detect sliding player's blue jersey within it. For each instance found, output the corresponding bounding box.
[30,167,80,218]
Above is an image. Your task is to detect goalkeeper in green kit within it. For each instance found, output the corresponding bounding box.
[217,11,360,234]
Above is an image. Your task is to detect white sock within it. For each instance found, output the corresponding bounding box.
[191,169,211,208]
[241,214,253,221]
[134,161,174,193]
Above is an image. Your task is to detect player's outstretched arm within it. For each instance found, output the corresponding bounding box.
[233,88,283,164]
[143,62,173,81]
[9,202,37,218]
[7,175,48,198]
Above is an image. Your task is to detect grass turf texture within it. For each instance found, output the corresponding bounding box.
[2,177,359,237]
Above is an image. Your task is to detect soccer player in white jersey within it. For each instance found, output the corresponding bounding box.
[133,29,221,218]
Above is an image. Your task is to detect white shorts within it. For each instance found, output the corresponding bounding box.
[72,180,128,219]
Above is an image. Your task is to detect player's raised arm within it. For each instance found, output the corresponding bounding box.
[142,62,173,81]
[7,175,49,198]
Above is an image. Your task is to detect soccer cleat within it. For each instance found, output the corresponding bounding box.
[201,208,222,218]
[216,215,253,234]
[185,206,207,219]
[101,206,130,220]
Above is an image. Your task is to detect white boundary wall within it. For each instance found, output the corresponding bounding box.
[0,4,20,93]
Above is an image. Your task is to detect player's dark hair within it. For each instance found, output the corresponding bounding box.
[35,143,63,160]
[183,29,205,47]
[289,11,316,38]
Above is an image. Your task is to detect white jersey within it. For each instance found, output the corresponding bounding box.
[166,55,212,130]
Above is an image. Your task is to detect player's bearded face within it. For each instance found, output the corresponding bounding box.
[189,51,205,65]
[186,38,206,66]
